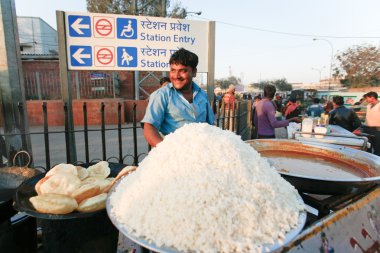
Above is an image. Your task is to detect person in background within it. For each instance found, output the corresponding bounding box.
[141,48,215,147]
[254,85,300,139]
[251,96,262,139]
[223,84,236,130]
[159,77,170,87]
[307,98,323,117]
[284,98,301,119]
[363,91,380,156]
[329,96,361,132]
[274,94,283,112]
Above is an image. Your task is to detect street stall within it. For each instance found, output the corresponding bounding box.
[287,123,370,151]
[6,125,380,252]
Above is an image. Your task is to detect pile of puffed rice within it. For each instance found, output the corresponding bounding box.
[109,123,304,253]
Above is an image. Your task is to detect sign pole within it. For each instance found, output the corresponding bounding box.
[56,11,77,163]
[207,21,216,102]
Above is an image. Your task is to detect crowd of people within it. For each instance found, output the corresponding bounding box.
[141,48,380,157]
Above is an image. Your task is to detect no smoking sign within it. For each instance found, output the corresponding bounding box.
[94,46,115,67]
[93,16,114,38]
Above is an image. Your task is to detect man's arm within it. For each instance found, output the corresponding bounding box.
[143,123,163,148]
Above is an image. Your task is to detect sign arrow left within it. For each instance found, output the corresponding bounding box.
[73,48,91,64]
[70,45,92,67]
[71,18,90,35]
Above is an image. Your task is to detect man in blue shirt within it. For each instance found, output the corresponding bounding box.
[142,48,215,147]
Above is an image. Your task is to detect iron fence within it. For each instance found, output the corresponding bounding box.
[0,100,252,171]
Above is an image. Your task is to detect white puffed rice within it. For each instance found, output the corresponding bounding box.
[109,123,304,253]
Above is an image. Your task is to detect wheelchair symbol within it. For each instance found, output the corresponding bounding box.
[120,20,134,38]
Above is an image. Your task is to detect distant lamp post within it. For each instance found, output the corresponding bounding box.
[186,11,202,16]
[313,38,334,91]
[311,66,326,83]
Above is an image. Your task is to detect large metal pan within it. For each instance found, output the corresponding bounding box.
[13,162,126,219]
[247,139,380,195]
[106,176,307,253]
[0,151,42,222]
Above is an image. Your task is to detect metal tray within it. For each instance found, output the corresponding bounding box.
[106,179,307,253]
[14,162,126,219]
[247,139,380,195]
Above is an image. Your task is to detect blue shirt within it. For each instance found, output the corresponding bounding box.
[142,82,215,135]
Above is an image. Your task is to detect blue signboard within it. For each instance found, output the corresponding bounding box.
[70,45,92,66]
[116,18,137,40]
[68,15,91,37]
[117,47,137,67]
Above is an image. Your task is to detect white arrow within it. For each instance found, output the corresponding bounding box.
[73,48,91,64]
[71,18,90,35]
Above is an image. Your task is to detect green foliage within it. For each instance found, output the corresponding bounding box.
[335,44,380,87]
[214,76,241,90]
[86,0,187,18]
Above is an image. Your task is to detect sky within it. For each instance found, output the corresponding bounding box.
[14,0,380,85]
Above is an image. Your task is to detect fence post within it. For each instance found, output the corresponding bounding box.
[42,102,51,169]
[35,72,42,100]
[75,72,80,99]
[101,102,106,161]
[236,102,241,135]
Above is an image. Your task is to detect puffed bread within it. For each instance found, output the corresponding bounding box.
[102,166,137,193]
[86,161,110,179]
[35,176,51,195]
[39,172,81,196]
[46,163,78,177]
[71,184,100,204]
[30,193,78,214]
[81,177,111,193]
[77,193,107,213]
[76,166,89,180]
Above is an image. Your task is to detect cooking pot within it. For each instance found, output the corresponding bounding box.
[0,151,42,222]
[246,139,380,195]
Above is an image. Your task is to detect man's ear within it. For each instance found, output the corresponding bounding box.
[192,67,197,77]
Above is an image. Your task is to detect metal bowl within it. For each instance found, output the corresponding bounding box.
[106,178,307,253]
[14,162,126,219]
[247,139,380,195]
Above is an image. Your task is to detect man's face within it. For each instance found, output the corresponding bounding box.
[365,96,376,105]
[169,63,196,90]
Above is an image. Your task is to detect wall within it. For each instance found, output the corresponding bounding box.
[26,99,149,126]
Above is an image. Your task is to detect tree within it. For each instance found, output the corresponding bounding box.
[273,78,292,91]
[215,76,241,90]
[335,44,380,87]
[86,0,187,18]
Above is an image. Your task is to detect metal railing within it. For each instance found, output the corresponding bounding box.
[0,99,252,170]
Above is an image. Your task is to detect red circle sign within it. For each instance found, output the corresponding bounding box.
[95,19,112,36]
[96,48,113,65]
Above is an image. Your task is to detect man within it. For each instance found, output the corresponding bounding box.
[307,98,323,117]
[141,48,215,147]
[329,96,361,132]
[223,84,235,130]
[159,77,170,87]
[254,85,299,139]
[363,91,380,156]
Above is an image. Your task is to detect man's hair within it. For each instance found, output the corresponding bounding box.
[159,77,170,86]
[313,98,320,104]
[364,91,378,99]
[169,48,198,69]
[333,96,344,106]
[263,85,276,99]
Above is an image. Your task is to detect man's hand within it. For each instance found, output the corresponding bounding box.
[143,123,163,148]
[289,117,301,123]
